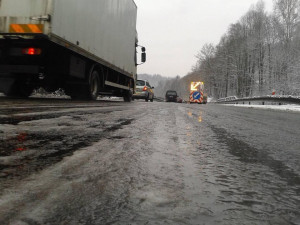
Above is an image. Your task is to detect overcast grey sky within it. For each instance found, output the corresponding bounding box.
[135,0,274,78]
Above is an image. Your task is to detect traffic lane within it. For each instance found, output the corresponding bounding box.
[0,102,187,224]
[0,102,299,224]
[179,104,300,223]
[0,100,148,193]
[0,101,160,224]
[197,104,300,176]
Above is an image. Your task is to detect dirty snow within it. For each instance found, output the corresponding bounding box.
[228,104,300,112]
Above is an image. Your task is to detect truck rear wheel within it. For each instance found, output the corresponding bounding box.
[123,90,132,102]
[5,81,34,98]
[69,70,100,100]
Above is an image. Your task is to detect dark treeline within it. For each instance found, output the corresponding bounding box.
[193,0,300,98]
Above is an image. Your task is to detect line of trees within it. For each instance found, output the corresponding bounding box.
[139,0,300,100]
[192,0,300,99]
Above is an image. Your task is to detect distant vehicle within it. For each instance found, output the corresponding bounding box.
[133,80,154,102]
[165,90,178,102]
[225,96,237,101]
[203,94,208,104]
[177,97,183,103]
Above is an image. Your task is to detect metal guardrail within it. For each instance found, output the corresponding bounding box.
[216,96,300,105]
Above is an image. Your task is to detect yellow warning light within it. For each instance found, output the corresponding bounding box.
[191,82,201,91]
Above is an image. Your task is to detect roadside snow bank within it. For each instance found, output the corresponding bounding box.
[230,104,300,112]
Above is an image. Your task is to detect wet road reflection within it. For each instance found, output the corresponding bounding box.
[15,133,28,152]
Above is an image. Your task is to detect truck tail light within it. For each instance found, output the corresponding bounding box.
[22,48,42,55]
[143,86,148,91]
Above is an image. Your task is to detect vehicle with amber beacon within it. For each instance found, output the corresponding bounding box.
[189,81,206,104]
[0,0,146,100]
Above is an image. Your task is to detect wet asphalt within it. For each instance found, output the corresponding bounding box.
[0,97,299,225]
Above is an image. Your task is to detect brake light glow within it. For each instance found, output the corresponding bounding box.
[22,48,42,55]
[143,86,148,91]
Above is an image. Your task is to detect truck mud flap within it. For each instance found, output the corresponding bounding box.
[65,81,89,98]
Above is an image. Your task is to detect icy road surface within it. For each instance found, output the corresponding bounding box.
[0,98,299,225]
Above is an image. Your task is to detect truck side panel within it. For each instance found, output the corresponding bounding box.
[0,0,137,77]
[51,0,137,77]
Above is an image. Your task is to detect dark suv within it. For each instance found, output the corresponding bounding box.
[165,90,178,102]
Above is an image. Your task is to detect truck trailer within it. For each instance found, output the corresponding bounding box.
[0,0,145,100]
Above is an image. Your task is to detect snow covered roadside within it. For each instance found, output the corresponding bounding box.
[0,91,70,99]
[227,104,300,112]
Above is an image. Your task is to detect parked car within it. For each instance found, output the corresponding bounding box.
[177,97,183,103]
[133,80,154,102]
[165,90,178,102]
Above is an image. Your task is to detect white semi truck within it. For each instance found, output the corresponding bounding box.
[0,0,146,100]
